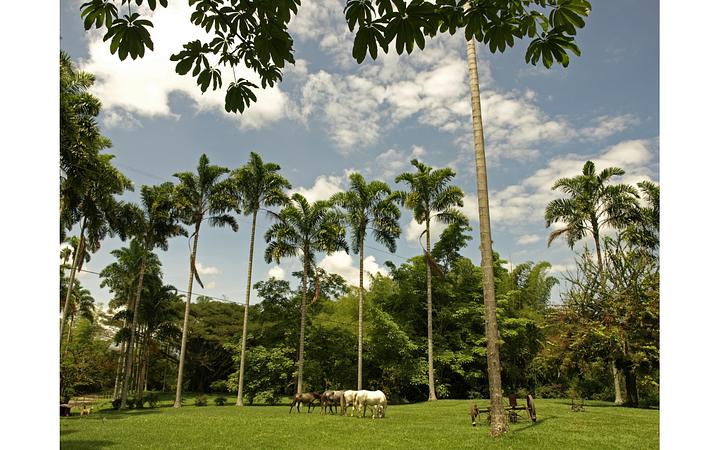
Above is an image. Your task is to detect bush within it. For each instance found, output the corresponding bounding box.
[126,398,136,409]
[145,393,159,408]
[214,397,227,406]
[195,395,208,406]
[112,399,122,410]
[535,384,566,399]
[210,380,230,393]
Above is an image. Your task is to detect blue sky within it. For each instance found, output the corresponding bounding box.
[59,0,659,308]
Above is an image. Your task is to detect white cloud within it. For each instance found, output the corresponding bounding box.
[371,145,426,180]
[317,251,389,289]
[80,2,289,129]
[267,266,286,280]
[489,139,657,232]
[290,174,344,202]
[517,234,541,245]
[195,262,221,275]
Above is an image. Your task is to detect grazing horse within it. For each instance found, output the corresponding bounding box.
[320,390,344,415]
[354,390,387,419]
[341,390,357,416]
[289,392,321,413]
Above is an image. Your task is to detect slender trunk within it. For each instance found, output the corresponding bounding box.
[357,241,364,391]
[63,314,74,357]
[593,222,626,404]
[113,341,126,399]
[623,366,638,407]
[426,220,437,401]
[60,219,86,340]
[296,253,309,395]
[120,247,148,409]
[138,326,149,401]
[237,211,258,406]
[466,33,508,436]
[175,223,201,408]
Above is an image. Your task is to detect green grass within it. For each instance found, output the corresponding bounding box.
[60,395,659,449]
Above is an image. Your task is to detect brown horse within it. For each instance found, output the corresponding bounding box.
[320,390,344,415]
[289,392,321,413]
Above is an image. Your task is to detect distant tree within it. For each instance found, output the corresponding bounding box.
[622,181,659,252]
[509,261,559,310]
[62,283,95,352]
[172,154,238,408]
[396,159,465,401]
[331,172,401,390]
[264,193,348,394]
[230,152,290,406]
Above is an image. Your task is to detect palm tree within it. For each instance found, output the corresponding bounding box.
[464,27,510,435]
[100,240,162,401]
[264,193,348,394]
[231,152,290,406]
[622,181,659,251]
[544,160,639,404]
[509,261,559,310]
[173,154,238,408]
[395,160,464,401]
[117,183,186,409]
[59,154,133,341]
[331,173,401,390]
[62,282,95,352]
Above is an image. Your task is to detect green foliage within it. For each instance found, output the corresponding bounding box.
[79,0,590,114]
[195,394,208,406]
[225,344,296,405]
[214,396,227,406]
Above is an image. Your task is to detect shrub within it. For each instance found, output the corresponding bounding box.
[214,397,227,406]
[195,395,208,406]
[145,393,159,408]
[111,399,122,410]
[535,384,566,399]
[126,398,136,409]
[210,380,230,393]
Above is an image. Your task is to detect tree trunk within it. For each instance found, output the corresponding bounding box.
[426,219,437,401]
[465,33,509,436]
[612,363,625,405]
[60,219,86,340]
[357,241,364,391]
[120,247,147,409]
[623,366,639,407]
[63,314,74,358]
[237,211,258,406]
[175,223,201,408]
[113,341,126,399]
[296,254,309,395]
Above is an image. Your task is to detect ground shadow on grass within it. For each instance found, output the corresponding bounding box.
[512,415,556,433]
[60,429,78,436]
[89,409,162,420]
[61,439,115,449]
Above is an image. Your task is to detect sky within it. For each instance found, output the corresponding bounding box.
[58,0,660,309]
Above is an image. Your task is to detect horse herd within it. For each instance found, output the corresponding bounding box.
[289,390,387,419]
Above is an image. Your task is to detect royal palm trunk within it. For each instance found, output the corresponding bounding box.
[60,219,86,340]
[237,211,258,406]
[296,254,309,394]
[175,223,201,408]
[426,219,437,401]
[357,242,365,391]
[121,248,147,408]
[466,33,509,436]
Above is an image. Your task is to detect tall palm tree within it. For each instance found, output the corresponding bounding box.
[395,160,464,401]
[622,181,659,252]
[264,193,348,394]
[231,152,290,406]
[331,173,401,390]
[544,160,639,404]
[60,154,132,341]
[173,154,238,408]
[117,183,186,409]
[464,27,509,435]
[62,282,95,352]
[100,240,162,401]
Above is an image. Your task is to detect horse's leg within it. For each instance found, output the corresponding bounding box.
[289,400,295,413]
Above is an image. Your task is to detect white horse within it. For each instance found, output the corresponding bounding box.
[341,390,357,416]
[354,390,387,419]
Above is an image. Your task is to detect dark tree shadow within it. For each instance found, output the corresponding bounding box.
[61,439,115,449]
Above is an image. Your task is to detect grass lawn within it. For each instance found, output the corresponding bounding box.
[60,395,659,449]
